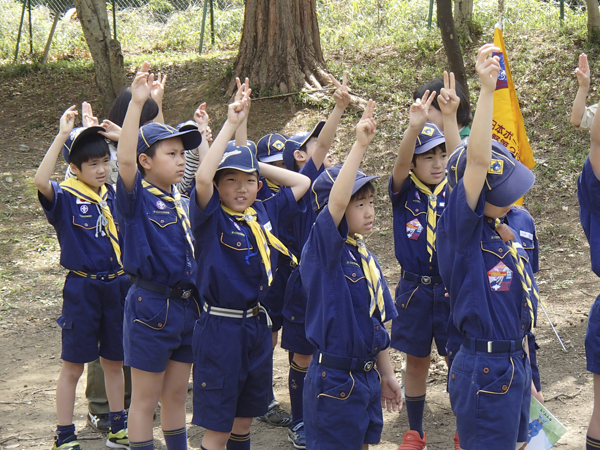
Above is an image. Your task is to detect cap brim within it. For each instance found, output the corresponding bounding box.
[64,126,106,163]
[414,136,446,155]
[176,128,202,150]
[352,175,379,195]
[486,160,535,207]
[299,121,326,148]
[258,153,284,163]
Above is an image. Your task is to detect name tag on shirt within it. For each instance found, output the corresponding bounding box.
[520,230,534,241]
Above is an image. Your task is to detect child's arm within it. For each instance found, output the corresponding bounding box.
[462,44,501,211]
[376,348,403,412]
[589,88,600,178]
[151,72,167,124]
[195,84,251,210]
[312,72,352,170]
[571,53,590,128]
[258,163,310,201]
[234,78,250,146]
[390,91,436,192]
[35,106,78,201]
[328,100,376,227]
[117,62,154,192]
[438,71,462,154]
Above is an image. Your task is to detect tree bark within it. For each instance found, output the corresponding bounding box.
[454,0,473,40]
[437,0,470,101]
[74,0,127,113]
[586,0,600,43]
[227,0,329,96]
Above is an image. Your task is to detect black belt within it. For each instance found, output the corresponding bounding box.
[462,336,526,353]
[401,269,442,285]
[314,350,376,373]
[131,276,195,300]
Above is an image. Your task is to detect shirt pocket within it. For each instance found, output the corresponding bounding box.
[219,231,253,251]
[72,214,98,231]
[147,211,178,228]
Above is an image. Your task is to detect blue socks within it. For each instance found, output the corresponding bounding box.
[130,439,153,449]
[405,394,426,438]
[226,432,250,450]
[56,424,76,446]
[587,435,600,449]
[109,409,127,433]
[289,361,308,427]
[163,427,187,450]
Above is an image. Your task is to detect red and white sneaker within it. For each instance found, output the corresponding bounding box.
[397,430,427,450]
[454,431,461,450]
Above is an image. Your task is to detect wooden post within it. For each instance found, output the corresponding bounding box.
[210,0,215,45]
[198,0,209,54]
[427,0,434,29]
[41,11,60,65]
[28,0,33,53]
[13,0,27,62]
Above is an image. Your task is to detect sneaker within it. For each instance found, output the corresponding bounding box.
[257,399,292,427]
[454,431,460,450]
[52,435,82,450]
[106,428,129,449]
[397,430,427,450]
[287,422,306,449]
[87,412,110,432]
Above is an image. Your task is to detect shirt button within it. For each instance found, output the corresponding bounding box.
[138,297,142,301]
[201,382,206,388]
[186,272,189,276]
[483,367,489,374]
[158,323,163,328]
[291,316,295,321]
[260,286,263,291]
[429,266,433,271]
[449,351,453,356]
[340,392,346,398]
[376,326,379,331]
[499,248,503,253]
[501,385,508,392]
[374,346,378,351]
[321,372,326,378]
[521,324,525,329]
[110,257,113,261]
[352,273,356,278]
[401,303,406,309]
[452,373,455,380]
[236,242,241,247]
[524,302,528,307]
[84,223,89,227]
[160,220,164,224]
[415,208,419,212]
[488,218,493,223]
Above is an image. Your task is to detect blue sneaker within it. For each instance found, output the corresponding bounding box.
[287,422,306,449]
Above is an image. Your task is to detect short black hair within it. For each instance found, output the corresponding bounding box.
[350,181,375,202]
[412,144,447,167]
[69,134,110,170]
[107,87,159,128]
[413,77,472,127]
[137,140,160,177]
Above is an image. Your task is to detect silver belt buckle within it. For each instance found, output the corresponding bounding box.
[487,341,493,353]
[421,276,431,285]
[363,360,374,372]
[181,290,192,299]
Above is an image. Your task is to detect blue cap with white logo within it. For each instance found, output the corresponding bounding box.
[137,122,202,154]
[283,121,326,170]
[217,141,260,176]
[257,133,288,163]
[414,122,445,155]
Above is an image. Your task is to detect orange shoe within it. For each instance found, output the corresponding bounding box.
[397,430,427,450]
[454,431,461,450]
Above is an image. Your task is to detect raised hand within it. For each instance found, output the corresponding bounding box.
[194,102,209,130]
[576,53,591,89]
[476,44,501,92]
[59,105,78,136]
[81,101,99,128]
[98,119,122,142]
[227,80,251,126]
[331,71,351,109]
[131,62,154,105]
[151,72,167,102]
[438,71,461,117]
[409,89,436,129]
[356,99,377,146]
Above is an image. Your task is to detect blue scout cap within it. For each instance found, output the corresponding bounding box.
[257,133,288,163]
[283,121,326,170]
[414,122,445,155]
[137,122,202,154]
[217,141,260,176]
[62,126,106,163]
[311,164,379,212]
[176,120,199,132]
[447,138,535,207]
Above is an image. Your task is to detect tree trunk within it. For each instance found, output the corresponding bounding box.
[227,0,329,96]
[74,0,127,113]
[454,0,473,40]
[437,0,470,101]
[586,0,600,43]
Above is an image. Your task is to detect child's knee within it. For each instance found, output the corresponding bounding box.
[61,361,84,379]
[99,357,123,373]
[292,353,312,368]
[231,417,253,434]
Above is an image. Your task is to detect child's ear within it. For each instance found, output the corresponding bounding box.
[138,153,151,170]
[294,149,306,162]
[258,179,263,191]
[70,162,80,176]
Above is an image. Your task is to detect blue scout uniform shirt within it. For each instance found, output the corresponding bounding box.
[39,181,122,273]
[437,180,533,340]
[115,172,196,288]
[578,157,600,277]
[190,186,301,310]
[301,206,397,357]
[506,205,539,273]
[389,175,447,275]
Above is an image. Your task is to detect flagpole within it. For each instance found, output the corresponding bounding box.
[498,0,504,29]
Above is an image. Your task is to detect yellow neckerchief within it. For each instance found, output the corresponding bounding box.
[410,172,447,262]
[60,177,121,265]
[346,234,385,321]
[266,178,280,193]
[142,180,195,257]
[221,203,298,285]
[494,218,535,328]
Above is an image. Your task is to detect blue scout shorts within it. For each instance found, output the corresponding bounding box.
[449,342,531,449]
[191,310,272,432]
[281,269,314,356]
[586,295,600,375]
[391,280,449,357]
[58,272,129,363]
[303,361,383,450]
[123,285,200,372]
